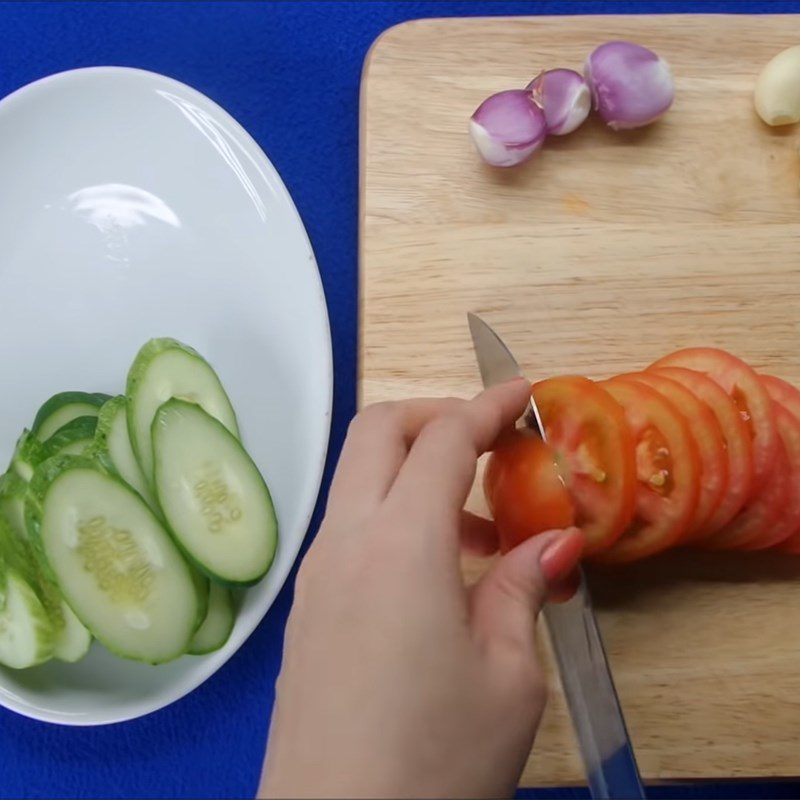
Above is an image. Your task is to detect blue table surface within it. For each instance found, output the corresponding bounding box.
[2,2,800,798]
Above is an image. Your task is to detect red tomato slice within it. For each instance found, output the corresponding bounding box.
[649,348,778,496]
[704,432,790,550]
[484,428,575,553]
[649,366,753,536]
[758,376,800,553]
[532,376,636,556]
[760,374,800,419]
[594,377,700,563]
[738,401,800,550]
[621,371,727,539]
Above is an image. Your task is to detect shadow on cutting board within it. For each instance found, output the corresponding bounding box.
[586,548,800,609]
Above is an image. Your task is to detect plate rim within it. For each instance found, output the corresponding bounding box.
[0,65,333,725]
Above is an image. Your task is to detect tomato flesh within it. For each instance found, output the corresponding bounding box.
[649,366,753,537]
[484,428,575,553]
[649,348,777,496]
[759,376,800,553]
[737,402,800,550]
[532,376,636,556]
[760,374,800,420]
[622,371,727,539]
[595,377,700,563]
[704,432,789,550]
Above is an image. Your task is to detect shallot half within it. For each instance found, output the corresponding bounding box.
[526,68,591,135]
[469,89,547,167]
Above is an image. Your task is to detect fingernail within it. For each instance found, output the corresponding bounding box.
[540,528,585,585]
[547,570,581,604]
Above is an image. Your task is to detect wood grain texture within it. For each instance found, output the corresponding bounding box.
[360,14,800,786]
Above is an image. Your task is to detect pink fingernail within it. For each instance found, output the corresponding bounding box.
[540,528,585,584]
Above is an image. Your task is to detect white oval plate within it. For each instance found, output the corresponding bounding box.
[0,68,331,724]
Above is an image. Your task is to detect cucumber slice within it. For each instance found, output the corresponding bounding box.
[127,338,239,482]
[189,582,234,655]
[0,472,27,540]
[27,456,200,664]
[42,415,97,460]
[31,391,111,442]
[89,400,209,635]
[0,487,91,663]
[9,431,44,482]
[90,396,157,510]
[0,568,54,669]
[50,598,91,663]
[152,399,276,585]
[0,516,55,667]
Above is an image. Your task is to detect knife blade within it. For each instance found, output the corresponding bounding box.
[467,312,645,800]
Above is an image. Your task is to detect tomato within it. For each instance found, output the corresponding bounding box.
[738,402,800,550]
[594,377,700,563]
[758,376,800,553]
[760,374,800,419]
[650,366,753,536]
[532,376,636,556]
[649,348,778,496]
[484,428,575,553]
[621,371,727,539]
[703,434,789,550]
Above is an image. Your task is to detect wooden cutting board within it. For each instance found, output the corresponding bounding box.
[360,14,800,786]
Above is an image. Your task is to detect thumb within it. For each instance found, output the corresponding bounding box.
[470,527,584,650]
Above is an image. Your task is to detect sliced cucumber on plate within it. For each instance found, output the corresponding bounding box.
[127,338,239,483]
[0,565,54,669]
[31,391,110,442]
[26,456,201,664]
[0,472,27,541]
[41,415,97,460]
[0,471,92,664]
[0,337,277,669]
[89,396,157,510]
[9,431,44,482]
[0,516,58,667]
[153,399,277,585]
[189,581,234,655]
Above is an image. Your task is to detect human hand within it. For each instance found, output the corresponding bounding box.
[259,379,584,799]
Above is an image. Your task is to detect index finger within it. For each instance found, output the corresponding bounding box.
[387,378,531,521]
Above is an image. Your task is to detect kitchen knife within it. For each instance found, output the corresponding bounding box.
[467,312,645,800]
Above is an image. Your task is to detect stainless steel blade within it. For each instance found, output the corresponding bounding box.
[467,312,644,800]
[466,313,546,437]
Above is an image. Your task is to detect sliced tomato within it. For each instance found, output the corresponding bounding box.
[621,371,727,539]
[759,376,800,553]
[650,366,753,536]
[704,433,790,550]
[532,376,636,556]
[594,377,700,563]
[650,348,778,496]
[760,374,800,419]
[484,428,575,553]
[738,402,800,550]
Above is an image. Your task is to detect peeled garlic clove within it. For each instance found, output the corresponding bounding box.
[527,69,591,135]
[754,45,800,126]
[469,89,547,167]
[585,41,674,130]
